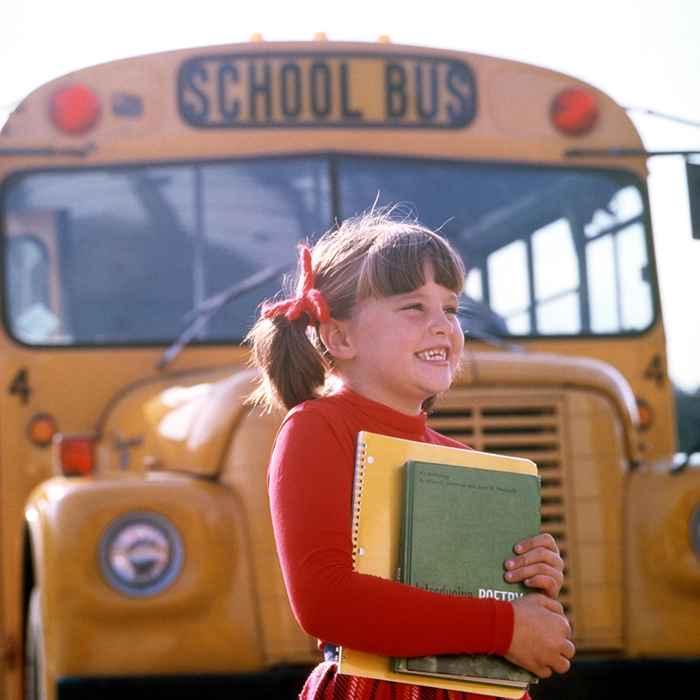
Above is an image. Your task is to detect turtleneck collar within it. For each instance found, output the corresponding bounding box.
[331,385,428,439]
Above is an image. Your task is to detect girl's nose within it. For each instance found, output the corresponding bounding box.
[428,309,451,334]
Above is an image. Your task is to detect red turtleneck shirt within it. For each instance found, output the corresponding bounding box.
[268,387,515,662]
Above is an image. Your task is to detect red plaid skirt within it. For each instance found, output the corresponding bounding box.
[299,662,531,700]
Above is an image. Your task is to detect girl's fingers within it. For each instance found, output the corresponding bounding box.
[552,640,577,674]
[505,563,563,584]
[540,595,565,615]
[552,656,571,675]
[536,666,553,679]
[507,535,566,599]
[519,574,562,598]
[514,533,559,555]
[505,563,564,598]
[505,547,564,573]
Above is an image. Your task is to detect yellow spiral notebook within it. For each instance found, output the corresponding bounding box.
[337,431,538,699]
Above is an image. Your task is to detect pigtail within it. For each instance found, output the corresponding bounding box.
[246,244,331,412]
[246,313,327,412]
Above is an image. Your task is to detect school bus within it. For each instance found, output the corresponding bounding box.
[1,37,699,700]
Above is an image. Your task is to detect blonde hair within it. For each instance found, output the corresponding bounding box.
[246,207,466,412]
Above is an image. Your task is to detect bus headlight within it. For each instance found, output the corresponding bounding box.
[99,512,184,596]
[691,505,700,561]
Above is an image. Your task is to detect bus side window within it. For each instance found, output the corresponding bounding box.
[7,236,59,343]
[532,218,581,334]
[585,187,652,333]
[5,209,71,344]
[464,268,483,300]
[487,240,531,334]
[485,220,582,336]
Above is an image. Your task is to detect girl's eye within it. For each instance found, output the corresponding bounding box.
[445,306,459,315]
[400,303,423,312]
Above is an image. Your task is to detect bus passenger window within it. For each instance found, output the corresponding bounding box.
[610,185,644,222]
[533,219,581,334]
[618,223,652,330]
[488,240,531,334]
[464,268,483,301]
[7,237,59,343]
[584,186,643,239]
[585,186,651,334]
[587,235,618,333]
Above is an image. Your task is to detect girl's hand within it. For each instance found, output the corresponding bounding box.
[506,594,575,678]
[504,533,564,599]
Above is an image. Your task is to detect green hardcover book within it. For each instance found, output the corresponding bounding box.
[393,459,540,688]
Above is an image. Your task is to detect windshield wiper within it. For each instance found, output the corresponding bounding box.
[157,263,290,370]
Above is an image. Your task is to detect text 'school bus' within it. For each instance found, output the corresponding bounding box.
[1,38,699,700]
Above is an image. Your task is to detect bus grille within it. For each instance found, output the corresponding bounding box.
[428,395,573,618]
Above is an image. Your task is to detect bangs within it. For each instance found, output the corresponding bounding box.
[357,228,465,300]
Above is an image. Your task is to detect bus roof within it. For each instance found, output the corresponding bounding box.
[0,40,645,172]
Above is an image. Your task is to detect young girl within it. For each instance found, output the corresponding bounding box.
[247,210,574,700]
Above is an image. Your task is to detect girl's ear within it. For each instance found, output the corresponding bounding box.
[318,320,356,361]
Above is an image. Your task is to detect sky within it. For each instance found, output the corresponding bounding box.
[1,0,699,391]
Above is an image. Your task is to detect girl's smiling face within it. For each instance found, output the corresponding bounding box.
[329,263,465,415]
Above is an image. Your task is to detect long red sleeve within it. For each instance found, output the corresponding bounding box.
[268,388,514,658]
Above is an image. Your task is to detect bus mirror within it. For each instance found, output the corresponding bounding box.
[686,160,700,240]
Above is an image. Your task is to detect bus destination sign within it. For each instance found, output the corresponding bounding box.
[177,53,476,129]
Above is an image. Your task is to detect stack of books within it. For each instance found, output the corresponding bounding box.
[338,431,540,699]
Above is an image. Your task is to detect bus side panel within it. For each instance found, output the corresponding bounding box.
[626,467,700,655]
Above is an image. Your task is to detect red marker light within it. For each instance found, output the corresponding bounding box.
[50,84,101,135]
[550,87,598,136]
[636,398,654,432]
[55,434,96,476]
[27,413,58,447]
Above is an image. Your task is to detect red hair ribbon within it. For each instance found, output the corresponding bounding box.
[261,245,331,324]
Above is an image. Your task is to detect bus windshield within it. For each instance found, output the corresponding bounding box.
[3,155,654,346]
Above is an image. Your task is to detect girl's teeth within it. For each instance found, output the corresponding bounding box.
[417,350,446,361]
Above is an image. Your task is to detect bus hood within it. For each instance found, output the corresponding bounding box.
[96,348,639,477]
[458,349,640,462]
[97,364,266,477]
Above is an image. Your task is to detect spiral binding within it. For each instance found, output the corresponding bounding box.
[351,434,368,567]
